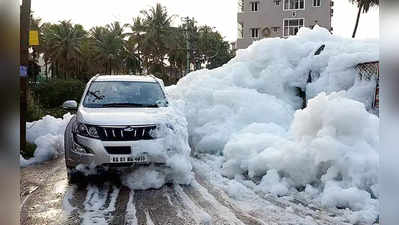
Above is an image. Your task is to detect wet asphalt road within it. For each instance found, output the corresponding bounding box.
[20,156,352,225]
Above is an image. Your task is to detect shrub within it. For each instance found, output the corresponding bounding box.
[27,88,42,121]
[33,79,85,108]
[21,142,37,159]
[40,107,70,119]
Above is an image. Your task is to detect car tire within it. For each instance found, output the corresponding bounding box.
[66,167,85,185]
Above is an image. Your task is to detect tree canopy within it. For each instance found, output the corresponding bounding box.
[349,0,379,38]
[32,3,235,85]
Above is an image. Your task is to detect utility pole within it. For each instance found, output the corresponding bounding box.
[184,17,190,75]
[20,0,31,153]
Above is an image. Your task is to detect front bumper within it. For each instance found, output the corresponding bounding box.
[66,133,168,168]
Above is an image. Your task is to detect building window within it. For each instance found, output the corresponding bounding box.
[284,0,305,10]
[313,0,321,7]
[250,1,259,11]
[238,23,244,38]
[283,18,304,36]
[275,0,281,6]
[238,0,244,12]
[250,28,259,38]
[273,27,279,32]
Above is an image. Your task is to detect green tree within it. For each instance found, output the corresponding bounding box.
[126,16,146,74]
[38,22,52,78]
[90,22,127,74]
[32,3,234,85]
[42,20,87,79]
[77,38,100,80]
[350,0,379,38]
[124,35,142,74]
[179,20,234,71]
[139,3,175,78]
[167,26,186,80]
[197,25,234,69]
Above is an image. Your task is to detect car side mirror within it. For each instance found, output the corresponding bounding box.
[62,100,78,110]
[156,99,169,107]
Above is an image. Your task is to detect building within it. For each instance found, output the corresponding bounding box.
[234,0,334,49]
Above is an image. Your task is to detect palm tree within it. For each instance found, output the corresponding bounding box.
[106,21,128,74]
[43,20,86,79]
[350,0,379,38]
[32,4,233,84]
[167,26,186,80]
[90,22,127,74]
[39,22,52,78]
[77,38,99,79]
[139,3,175,77]
[127,17,146,73]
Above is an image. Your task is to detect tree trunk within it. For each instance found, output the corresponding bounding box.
[64,64,66,79]
[109,59,112,75]
[55,62,58,79]
[352,4,363,38]
[45,61,48,79]
[50,63,52,79]
[76,59,79,79]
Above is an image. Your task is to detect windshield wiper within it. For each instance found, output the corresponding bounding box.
[88,91,104,101]
[102,103,158,107]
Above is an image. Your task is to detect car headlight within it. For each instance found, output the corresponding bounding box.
[73,122,99,138]
[71,135,94,154]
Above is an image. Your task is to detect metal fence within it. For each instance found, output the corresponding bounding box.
[355,61,379,113]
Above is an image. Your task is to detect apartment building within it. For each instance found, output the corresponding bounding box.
[235,0,334,49]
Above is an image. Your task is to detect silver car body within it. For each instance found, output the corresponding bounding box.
[65,75,170,169]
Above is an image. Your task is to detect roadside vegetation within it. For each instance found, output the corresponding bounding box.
[21,142,37,159]
[28,79,84,121]
[27,3,234,121]
[29,3,234,85]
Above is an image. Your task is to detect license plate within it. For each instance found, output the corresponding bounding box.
[110,155,147,163]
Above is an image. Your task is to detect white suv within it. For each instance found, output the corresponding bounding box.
[63,75,171,183]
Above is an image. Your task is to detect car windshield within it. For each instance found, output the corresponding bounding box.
[83,81,167,108]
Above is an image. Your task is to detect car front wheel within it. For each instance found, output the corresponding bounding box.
[66,167,85,185]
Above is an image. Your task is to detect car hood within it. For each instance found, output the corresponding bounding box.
[76,107,170,126]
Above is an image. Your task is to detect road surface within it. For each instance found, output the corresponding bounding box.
[20,155,352,225]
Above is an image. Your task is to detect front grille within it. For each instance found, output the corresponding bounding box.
[97,125,157,141]
[104,146,131,154]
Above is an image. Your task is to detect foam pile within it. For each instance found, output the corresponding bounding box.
[21,113,73,167]
[122,101,193,189]
[167,26,379,224]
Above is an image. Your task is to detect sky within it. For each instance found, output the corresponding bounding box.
[31,0,379,42]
